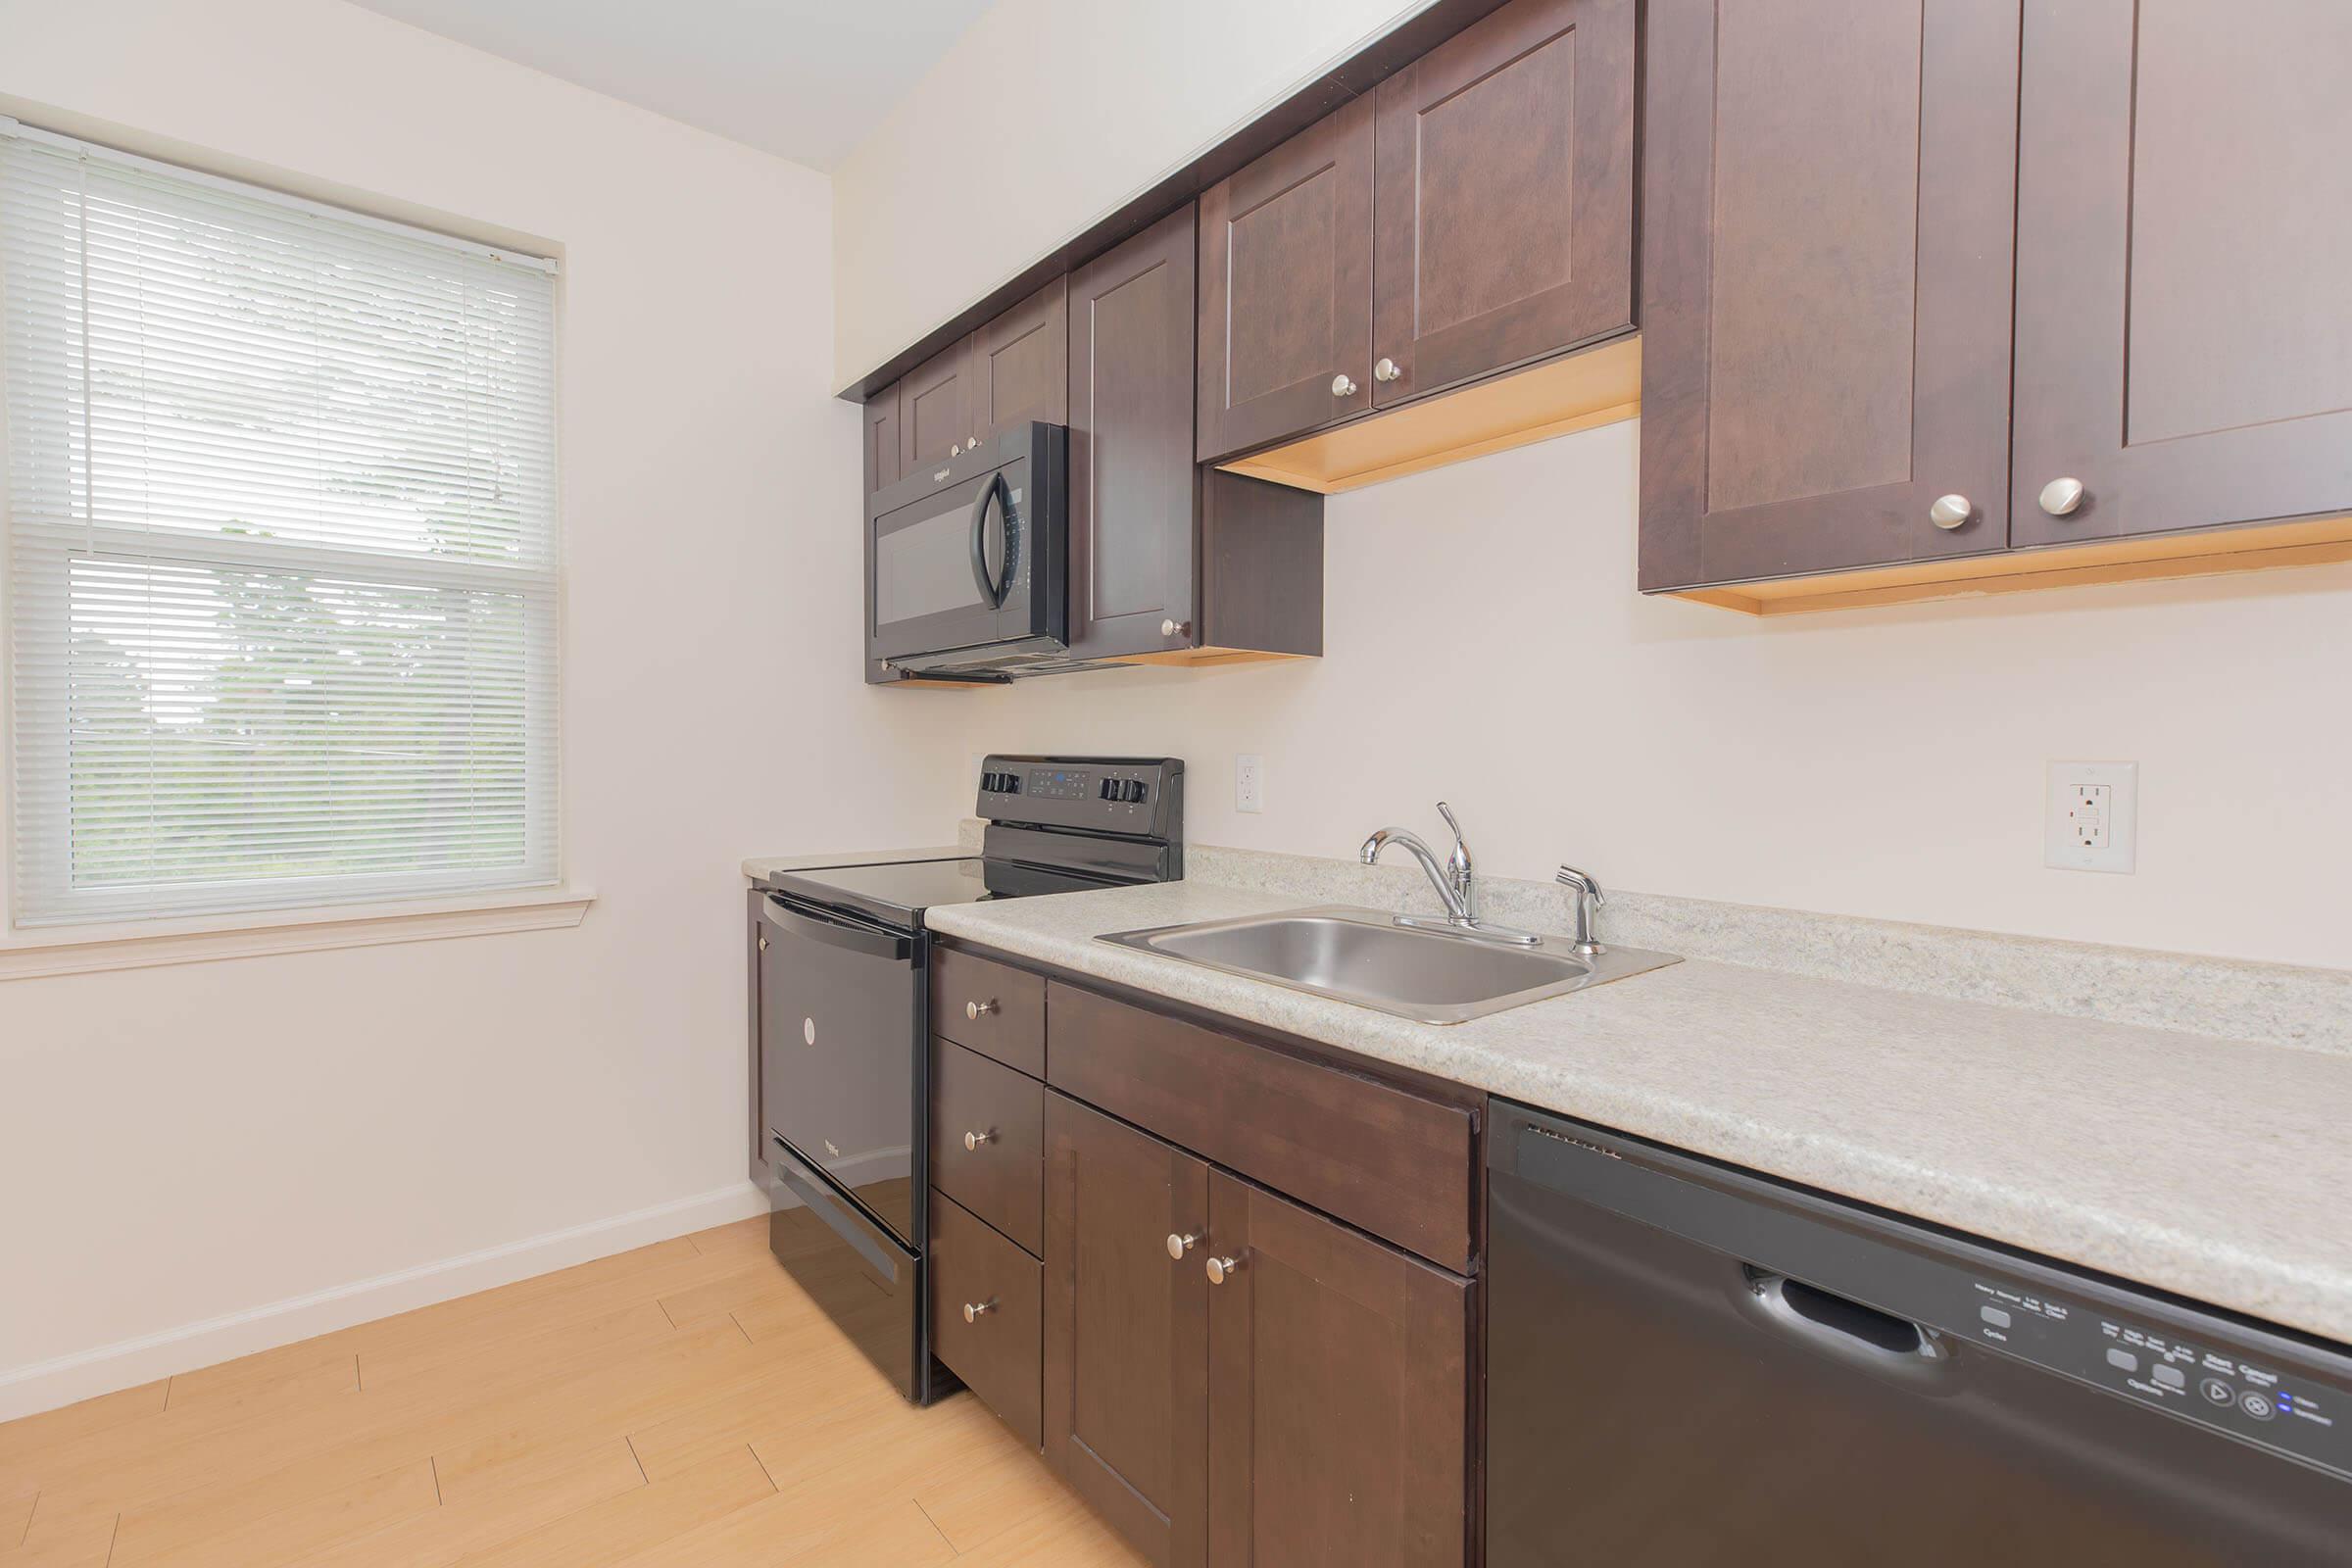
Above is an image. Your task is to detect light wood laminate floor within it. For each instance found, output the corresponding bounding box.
[0,1216,1148,1566]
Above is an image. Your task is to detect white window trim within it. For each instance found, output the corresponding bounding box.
[0,884,595,981]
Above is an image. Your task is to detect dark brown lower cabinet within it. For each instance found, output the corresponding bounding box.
[1043,1093,1209,1567]
[1041,1090,1473,1568]
[930,1189,1044,1448]
[1203,1170,1472,1568]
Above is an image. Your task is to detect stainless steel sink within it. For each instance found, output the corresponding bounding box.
[1098,906,1680,1025]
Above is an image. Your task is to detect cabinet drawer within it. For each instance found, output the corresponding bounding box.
[931,948,1046,1076]
[1047,982,1476,1273]
[930,1037,1045,1255]
[930,1190,1043,1448]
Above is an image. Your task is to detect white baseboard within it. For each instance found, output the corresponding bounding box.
[0,1179,770,1424]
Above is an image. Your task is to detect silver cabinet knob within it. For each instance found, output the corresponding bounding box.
[1205,1253,1245,1285]
[757,936,767,952]
[1160,618,1191,639]
[962,1129,996,1152]
[949,441,961,456]
[2039,476,2085,516]
[1331,373,1357,398]
[968,433,980,450]
[1373,357,1401,383]
[1929,494,1973,530]
[1166,1232,1200,1260]
[965,999,998,1020]
[962,1298,997,1324]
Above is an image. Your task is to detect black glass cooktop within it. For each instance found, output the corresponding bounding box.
[770,857,1118,930]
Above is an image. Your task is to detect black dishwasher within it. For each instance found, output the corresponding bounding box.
[1487,1102,2352,1566]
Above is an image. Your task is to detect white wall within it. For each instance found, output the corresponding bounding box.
[0,0,969,1413]
[830,0,1424,383]
[959,424,2352,970]
[836,0,2352,974]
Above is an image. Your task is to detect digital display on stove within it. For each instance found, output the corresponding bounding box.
[1027,767,1094,801]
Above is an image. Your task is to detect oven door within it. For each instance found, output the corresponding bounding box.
[756,892,920,1245]
[867,423,1064,666]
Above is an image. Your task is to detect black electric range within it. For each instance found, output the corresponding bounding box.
[749,755,1184,1403]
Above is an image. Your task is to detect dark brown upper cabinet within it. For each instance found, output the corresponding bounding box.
[1072,205,1326,666]
[1197,95,1376,464]
[862,379,901,497]
[898,335,976,474]
[1369,0,1636,408]
[2011,0,2352,552]
[971,276,1068,444]
[1069,206,1201,660]
[1638,0,2021,592]
[1044,1092,1209,1567]
[1203,1169,1471,1568]
[1198,0,1640,487]
[894,280,1068,476]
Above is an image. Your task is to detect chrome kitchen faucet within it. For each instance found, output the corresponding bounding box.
[1360,803,1544,948]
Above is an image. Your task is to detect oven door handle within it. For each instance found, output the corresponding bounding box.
[760,895,912,962]
[967,471,1007,610]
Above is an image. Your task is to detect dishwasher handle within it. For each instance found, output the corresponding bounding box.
[1738,1268,1959,1394]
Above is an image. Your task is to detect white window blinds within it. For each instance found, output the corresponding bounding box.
[0,123,560,925]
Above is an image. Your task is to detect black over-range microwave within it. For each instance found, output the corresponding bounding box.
[866,421,1079,679]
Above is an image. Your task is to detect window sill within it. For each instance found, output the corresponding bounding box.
[0,887,597,981]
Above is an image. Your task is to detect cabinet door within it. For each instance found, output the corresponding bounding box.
[2012,0,2352,549]
[1204,1171,1470,1568]
[1197,95,1375,463]
[863,380,902,497]
[1070,205,1200,660]
[1639,0,2020,590]
[972,277,1068,443]
[898,333,975,473]
[1370,0,1636,407]
[1044,1093,1209,1567]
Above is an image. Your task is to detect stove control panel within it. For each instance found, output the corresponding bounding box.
[975,755,1185,842]
[1961,1277,2348,1479]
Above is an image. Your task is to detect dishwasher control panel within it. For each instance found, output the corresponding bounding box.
[1965,1278,2348,1479]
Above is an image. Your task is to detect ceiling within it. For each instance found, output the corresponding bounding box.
[347,0,996,171]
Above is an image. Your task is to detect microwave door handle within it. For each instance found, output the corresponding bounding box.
[966,472,1006,609]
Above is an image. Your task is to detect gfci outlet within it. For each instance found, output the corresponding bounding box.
[1235,754,1264,814]
[2046,761,2138,874]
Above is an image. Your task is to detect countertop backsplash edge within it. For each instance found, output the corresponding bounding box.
[1172,842,2352,1056]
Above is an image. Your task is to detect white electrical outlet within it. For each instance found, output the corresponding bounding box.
[2046,761,2137,873]
[1235,754,1264,814]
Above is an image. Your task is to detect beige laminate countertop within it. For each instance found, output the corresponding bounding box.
[921,877,2352,1348]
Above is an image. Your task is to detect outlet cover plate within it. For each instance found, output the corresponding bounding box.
[2046,760,2137,874]
[1235,754,1264,814]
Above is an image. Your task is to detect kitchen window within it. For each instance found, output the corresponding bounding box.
[0,122,560,927]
